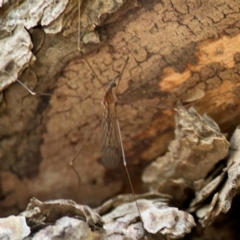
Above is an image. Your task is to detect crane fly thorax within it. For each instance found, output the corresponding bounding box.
[102,88,116,108]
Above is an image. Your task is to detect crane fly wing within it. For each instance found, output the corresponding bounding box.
[100,104,121,169]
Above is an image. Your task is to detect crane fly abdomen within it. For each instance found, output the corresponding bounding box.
[100,85,121,169]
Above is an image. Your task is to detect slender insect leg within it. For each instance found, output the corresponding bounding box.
[116,118,144,225]
[69,123,99,184]
[77,0,83,51]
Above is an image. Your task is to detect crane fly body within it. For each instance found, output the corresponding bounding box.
[100,77,121,169]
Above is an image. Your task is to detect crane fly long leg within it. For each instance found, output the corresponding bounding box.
[70,123,99,184]
[77,1,106,91]
[115,118,143,225]
[77,0,82,51]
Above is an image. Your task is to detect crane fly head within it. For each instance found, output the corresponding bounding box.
[102,75,119,106]
[107,75,119,89]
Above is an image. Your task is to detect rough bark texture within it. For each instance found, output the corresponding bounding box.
[0,2,240,237]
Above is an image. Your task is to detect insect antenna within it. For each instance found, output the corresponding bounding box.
[115,56,129,94]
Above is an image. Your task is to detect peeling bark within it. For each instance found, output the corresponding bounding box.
[0,3,240,240]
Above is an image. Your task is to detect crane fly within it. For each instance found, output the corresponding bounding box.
[8,1,145,229]
[91,56,144,228]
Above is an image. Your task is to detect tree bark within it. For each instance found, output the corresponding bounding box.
[0,0,240,227]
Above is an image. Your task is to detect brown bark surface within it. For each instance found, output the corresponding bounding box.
[0,0,240,223]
